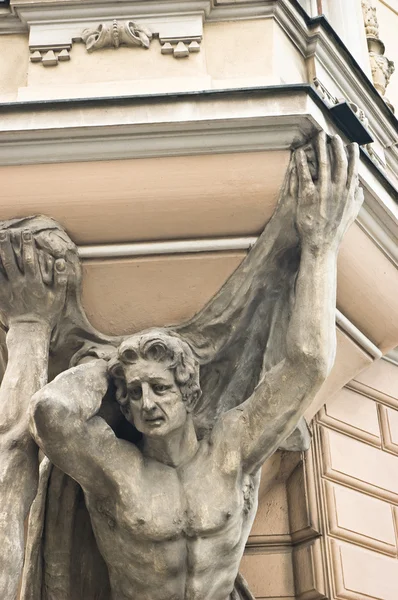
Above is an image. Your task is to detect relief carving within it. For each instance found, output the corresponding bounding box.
[0,134,364,600]
[82,20,153,52]
[362,0,395,111]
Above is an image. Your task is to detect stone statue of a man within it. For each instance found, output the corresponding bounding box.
[23,133,363,600]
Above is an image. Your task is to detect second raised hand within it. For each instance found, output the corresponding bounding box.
[0,229,69,329]
[293,132,364,252]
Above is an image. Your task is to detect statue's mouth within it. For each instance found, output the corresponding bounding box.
[144,416,165,426]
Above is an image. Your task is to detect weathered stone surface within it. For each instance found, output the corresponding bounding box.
[0,133,363,599]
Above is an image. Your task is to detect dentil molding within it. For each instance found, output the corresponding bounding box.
[26,15,203,66]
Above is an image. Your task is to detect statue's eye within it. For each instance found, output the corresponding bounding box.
[153,384,169,395]
[129,386,142,400]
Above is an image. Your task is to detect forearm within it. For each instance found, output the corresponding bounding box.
[0,322,51,600]
[0,321,51,437]
[287,244,337,375]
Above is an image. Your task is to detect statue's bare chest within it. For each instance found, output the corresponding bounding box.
[91,448,255,545]
[127,461,245,541]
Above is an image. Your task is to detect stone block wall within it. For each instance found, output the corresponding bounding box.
[240,357,398,599]
[315,358,398,600]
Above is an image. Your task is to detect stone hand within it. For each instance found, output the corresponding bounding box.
[291,132,364,251]
[0,229,68,328]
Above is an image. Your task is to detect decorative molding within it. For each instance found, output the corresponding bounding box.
[78,237,257,259]
[287,446,321,546]
[313,78,338,108]
[320,426,398,506]
[384,347,398,366]
[0,84,395,281]
[82,20,152,52]
[324,480,397,557]
[4,1,398,162]
[317,404,381,449]
[27,13,203,66]
[246,533,292,549]
[0,7,26,34]
[379,405,398,456]
[30,48,70,66]
[329,539,366,600]
[293,539,327,600]
[347,379,398,411]
[0,89,314,165]
[329,538,398,600]
[160,40,201,58]
[288,446,326,600]
[362,0,395,112]
[335,310,382,360]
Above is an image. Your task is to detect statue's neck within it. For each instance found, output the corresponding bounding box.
[141,416,199,468]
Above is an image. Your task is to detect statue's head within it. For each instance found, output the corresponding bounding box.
[108,329,201,437]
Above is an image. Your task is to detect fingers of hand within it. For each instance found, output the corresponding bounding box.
[295,149,314,195]
[280,153,297,198]
[22,230,39,278]
[330,135,348,188]
[315,131,330,193]
[288,164,298,198]
[346,143,360,192]
[54,258,68,289]
[38,251,54,286]
[0,231,19,280]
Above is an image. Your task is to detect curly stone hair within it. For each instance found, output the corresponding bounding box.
[108,329,201,410]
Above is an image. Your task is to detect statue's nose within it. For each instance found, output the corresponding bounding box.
[141,384,156,411]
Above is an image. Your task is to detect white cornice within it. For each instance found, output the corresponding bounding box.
[0,89,318,165]
[4,0,398,157]
[10,0,212,24]
[0,88,396,272]
[0,7,26,33]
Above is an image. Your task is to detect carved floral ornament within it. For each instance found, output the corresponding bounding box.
[30,19,202,66]
[82,20,153,52]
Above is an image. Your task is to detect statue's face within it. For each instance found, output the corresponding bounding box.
[122,358,187,437]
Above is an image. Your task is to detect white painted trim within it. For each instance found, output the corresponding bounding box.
[335,310,383,359]
[0,8,26,33]
[11,0,212,25]
[78,237,257,259]
[383,354,398,367]
[357,205,398,267]
[0,90,396,270]
[0,90,318,165]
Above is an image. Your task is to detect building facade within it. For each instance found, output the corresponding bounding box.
[0,0,398,598]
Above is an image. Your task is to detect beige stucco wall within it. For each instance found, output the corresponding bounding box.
[13,19,307,101]
[0,34,29,101]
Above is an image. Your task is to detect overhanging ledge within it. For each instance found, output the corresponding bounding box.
[0,85,389,167]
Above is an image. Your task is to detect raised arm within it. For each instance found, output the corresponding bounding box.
[0,231,68,600]
[218,133,363,474]
[30,360,135,495]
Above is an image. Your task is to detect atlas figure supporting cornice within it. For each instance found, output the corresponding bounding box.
[0,133,363,600]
